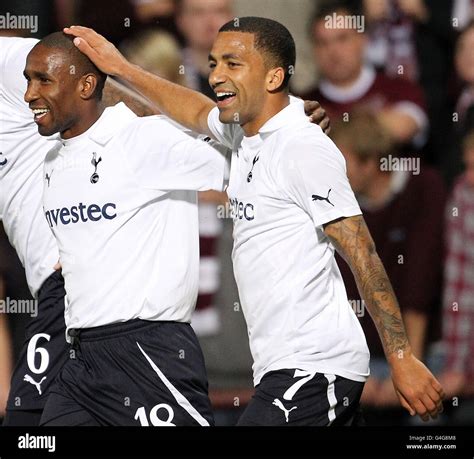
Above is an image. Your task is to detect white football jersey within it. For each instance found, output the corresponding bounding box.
[0,37,59,296]
[43,103,227,333]
[208,99,370,385]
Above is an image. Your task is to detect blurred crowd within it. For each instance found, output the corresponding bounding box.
[0,0,473,426]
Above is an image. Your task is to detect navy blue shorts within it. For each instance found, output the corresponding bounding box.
[39,319,214,426]
[237,369,365,426]
[3,271,68,426]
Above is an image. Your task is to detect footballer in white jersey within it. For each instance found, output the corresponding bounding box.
[1,36,68,426]
[0,36,167,426]
[64,17,445,425]
[24,32,228,426]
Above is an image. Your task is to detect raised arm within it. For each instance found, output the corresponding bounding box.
[64,26,215,137]
[64,26,331,136]
[323,215,445,421]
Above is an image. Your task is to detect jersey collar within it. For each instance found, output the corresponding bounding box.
[48,102,137,147]
[88,102,137,146]
[258,96,307,137]
[240,97,308,161]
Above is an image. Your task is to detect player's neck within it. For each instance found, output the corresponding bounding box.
[241,94,290,137]
[61,103,105,140]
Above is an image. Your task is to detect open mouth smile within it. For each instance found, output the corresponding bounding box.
[31,108,50,122]
[215,91,236,107]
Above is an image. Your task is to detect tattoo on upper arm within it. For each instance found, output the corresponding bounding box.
[324,216,409,355]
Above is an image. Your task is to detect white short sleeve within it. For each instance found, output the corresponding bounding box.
[0,37,38,111]
[122,116,227,192]
[281,133,362,228]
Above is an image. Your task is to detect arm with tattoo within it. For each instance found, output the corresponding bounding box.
[324,215,445,421]
[324,215,409,357]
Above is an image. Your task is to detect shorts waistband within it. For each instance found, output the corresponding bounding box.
[68,319,184,343]
[38,270,64,297]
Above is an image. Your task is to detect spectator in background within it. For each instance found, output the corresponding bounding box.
[175,0,234,336]
[364,0,420,82]
[121,29,186,85]
[175,0,234,100]
[445,22,474,185]
[331,112,446,423]
[76,0,177,46]
[132,0,175,26]
[130,0,179,38]
[439,130,474,425]
[405,0,454,173]
[75,0,137,44]
[300,0,428,147]
[363,0,454,170]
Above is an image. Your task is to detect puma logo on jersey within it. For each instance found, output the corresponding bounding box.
[0,152,7,167]
[272,398,297,423]
[312,189,334,207]
[90,152,102,184]
[247,155,259,183]
[45,170,53,187]
[23,374,47,395]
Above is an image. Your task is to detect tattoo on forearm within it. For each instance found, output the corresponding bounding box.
[325,216,409,356]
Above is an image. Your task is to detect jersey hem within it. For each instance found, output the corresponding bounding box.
[254,362,370,386]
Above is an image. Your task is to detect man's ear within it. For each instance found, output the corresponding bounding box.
[266,67,285,92]
[79,74,98,100]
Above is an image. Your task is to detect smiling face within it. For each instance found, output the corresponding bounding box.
[24,44,84,138]
[208,31,274,133]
